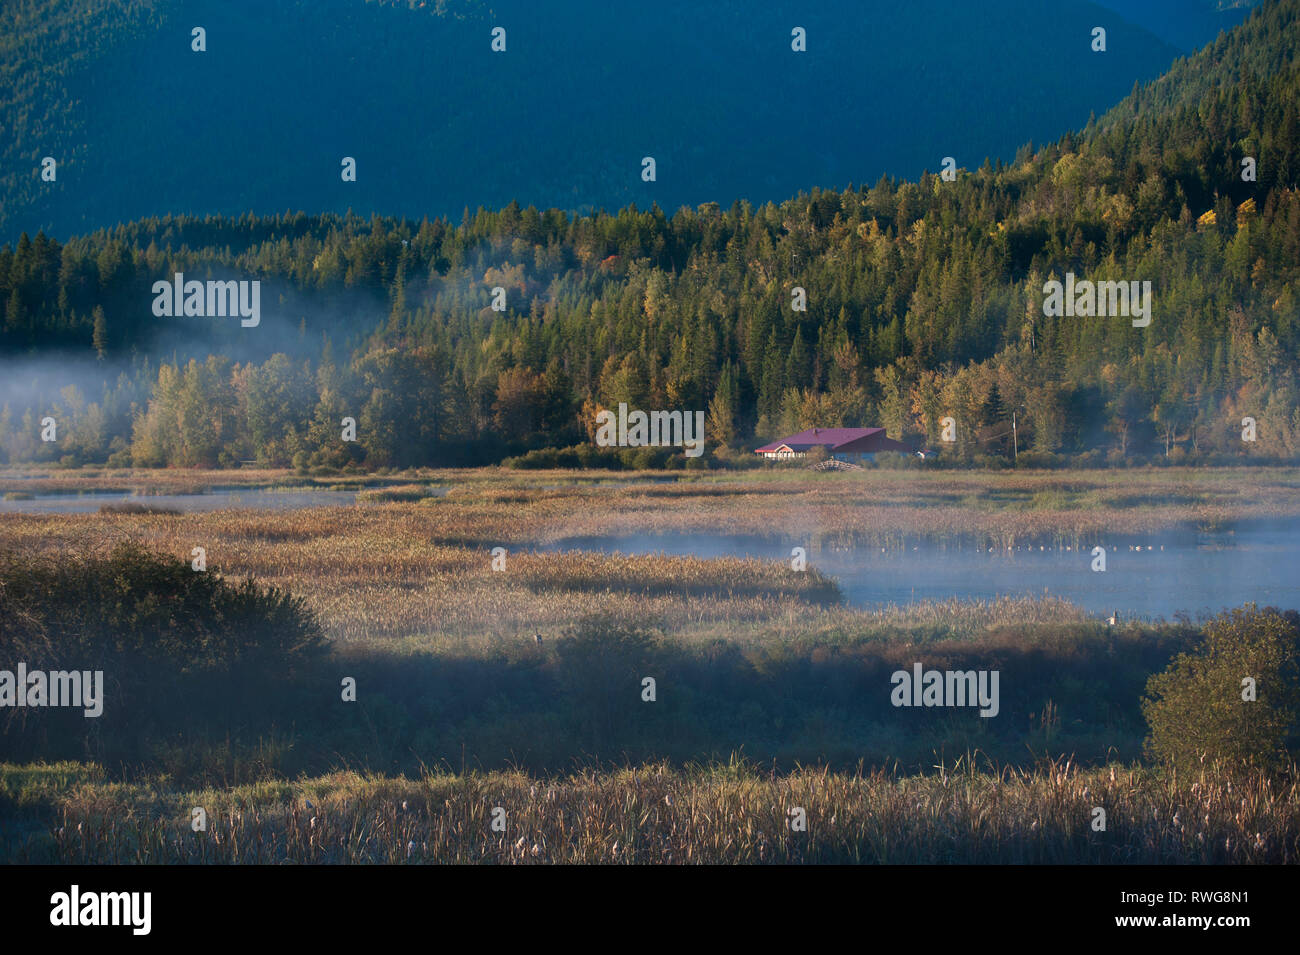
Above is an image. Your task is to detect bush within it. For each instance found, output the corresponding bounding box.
[556,615,661,747]
[871,450,924,470]
[0,543,326,673]
[506,443,700,470]
[506,444,612,469]
[1015,451,1064,469]
[1142,606,1300,774]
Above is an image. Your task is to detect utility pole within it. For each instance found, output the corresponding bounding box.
[1013,409,1018,461]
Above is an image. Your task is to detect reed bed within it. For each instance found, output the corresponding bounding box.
[355,484,444,503]
[0,464,1275,645]
[0,504,1107,644]
[3,465,1296,534]
[96,501,182,515]
[3,467,1294,866]
[7,757,1296,864]
[0,468,288,495]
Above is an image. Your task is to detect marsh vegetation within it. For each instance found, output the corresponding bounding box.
[1,467,1297,863]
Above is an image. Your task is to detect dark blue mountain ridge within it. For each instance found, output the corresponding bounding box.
[1090,0,1255,50]
[2,0,1229,241]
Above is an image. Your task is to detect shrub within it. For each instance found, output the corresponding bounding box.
[0,543,326,673]
[1142,606,1300,774]
[1015,451,1063,470]
[556,615,660,747]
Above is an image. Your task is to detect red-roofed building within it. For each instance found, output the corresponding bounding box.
[754,427,912,462]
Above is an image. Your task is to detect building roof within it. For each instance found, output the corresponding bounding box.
[754,427,911,454]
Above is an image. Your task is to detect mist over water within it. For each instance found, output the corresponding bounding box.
[6,477,1289,618]
[538,521,1300,620]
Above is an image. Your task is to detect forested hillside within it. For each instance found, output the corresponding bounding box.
[1,0,1298,469]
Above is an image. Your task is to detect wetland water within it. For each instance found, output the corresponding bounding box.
[0,487,367,513]
[538,523,1300,620]
[0,480,667,513]
[3,484,1294,618]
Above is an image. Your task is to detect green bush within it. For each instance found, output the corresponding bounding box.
[1015,451,1064,469]
[1142,606,1300,774]
[0,543,326,672]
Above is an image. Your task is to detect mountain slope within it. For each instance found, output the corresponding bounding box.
[2,0,1190,240]
[1090,0,1255,50]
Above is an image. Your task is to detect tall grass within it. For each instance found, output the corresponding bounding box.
[5,757,1296,864]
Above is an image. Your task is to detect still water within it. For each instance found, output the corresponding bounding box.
[0,487,361,513]
[5,487,1295,619]
[539,524,1300,620]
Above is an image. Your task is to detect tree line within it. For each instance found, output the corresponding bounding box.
[2,0,1299,468]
